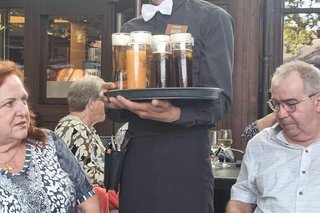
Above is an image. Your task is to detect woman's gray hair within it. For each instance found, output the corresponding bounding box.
[271,60,320,95]
[68,75,104,112]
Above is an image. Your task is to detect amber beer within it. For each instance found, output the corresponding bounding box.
[127,31,152,89]
[151,52,173,88]
[171,33,194,87]
[112,33,131,89]
[126,46,148,89]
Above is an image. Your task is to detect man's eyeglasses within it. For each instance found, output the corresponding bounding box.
[267,93,318,113]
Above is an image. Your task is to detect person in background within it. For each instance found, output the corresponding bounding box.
[241,112,277,142]
[54,76,119,212]
[0,60,100,212]
[227,61,320,213]
[101,0,234,212]
[55,75,106,185]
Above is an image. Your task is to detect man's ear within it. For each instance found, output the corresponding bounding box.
[315,94,320,111]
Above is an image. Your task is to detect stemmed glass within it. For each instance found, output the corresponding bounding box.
[218,129,233,168]
[208,130,221,168]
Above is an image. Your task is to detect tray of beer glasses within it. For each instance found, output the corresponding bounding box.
[104,87,223,101]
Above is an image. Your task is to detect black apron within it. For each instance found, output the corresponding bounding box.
[119,118,214,213]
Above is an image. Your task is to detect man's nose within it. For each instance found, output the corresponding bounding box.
[277,104,289,118]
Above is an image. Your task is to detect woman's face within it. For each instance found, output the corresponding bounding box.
[0,74,29,143]
[91,98,106,124]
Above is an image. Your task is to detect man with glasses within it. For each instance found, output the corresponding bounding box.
[226,60,320,213]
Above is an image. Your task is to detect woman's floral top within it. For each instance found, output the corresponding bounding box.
[0,130,95,213]
[241,120,259,142]
[55,115,105,186]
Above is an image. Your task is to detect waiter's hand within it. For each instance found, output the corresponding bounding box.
[108,95,181,122]
[99,82,117,103]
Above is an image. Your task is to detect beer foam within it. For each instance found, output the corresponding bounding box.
[152,35,170,42]
[153,41,171,53]
[112,33,131,46]
[130,31,152,45]
[170,33,193,43]
[153,41,170,53]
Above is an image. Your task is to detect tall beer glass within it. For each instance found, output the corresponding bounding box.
[127,31,152,89]
[112,33,131,89]
[171,33,194,87]
[150,35,173,88]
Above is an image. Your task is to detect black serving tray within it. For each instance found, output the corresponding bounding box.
[105,87,223,101]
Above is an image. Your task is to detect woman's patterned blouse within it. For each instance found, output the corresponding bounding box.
[241,120,259,142]
[0,130,95,213]
[55,115,105,186]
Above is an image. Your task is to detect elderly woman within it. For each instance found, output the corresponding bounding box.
[0,60,100,212]
[55,76,119,212]
[55,75,106,185]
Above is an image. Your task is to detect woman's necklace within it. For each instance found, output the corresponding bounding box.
[0,144,21,171]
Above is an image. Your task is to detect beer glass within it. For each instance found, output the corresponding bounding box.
[150,35,172,88]
[112,33,131,89]
[127,31,152,89]
[171,33,194,87]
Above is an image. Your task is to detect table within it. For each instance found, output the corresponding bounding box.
[213,163,240,213]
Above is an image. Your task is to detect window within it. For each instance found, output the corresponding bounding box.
[0,9,25,69]
[43,15,102,98]
[283,0,320,68]
[284,0,320,8]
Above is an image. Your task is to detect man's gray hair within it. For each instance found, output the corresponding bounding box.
[271,60,320,95]
[68,75,104,112]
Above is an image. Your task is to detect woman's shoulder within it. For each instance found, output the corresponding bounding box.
[45,129,59,141]
[43,129,68,151]
[55,115,88,138]
[56,115,85,128]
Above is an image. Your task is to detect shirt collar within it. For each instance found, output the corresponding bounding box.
[272,124,320,148]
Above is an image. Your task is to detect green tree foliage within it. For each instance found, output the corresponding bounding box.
[285,0,320,7]
[283,0,320,54]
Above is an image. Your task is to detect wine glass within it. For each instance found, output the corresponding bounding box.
[208,130,221,168]
[218,129,233,168]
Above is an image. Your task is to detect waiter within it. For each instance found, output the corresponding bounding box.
[103,0,234,212]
